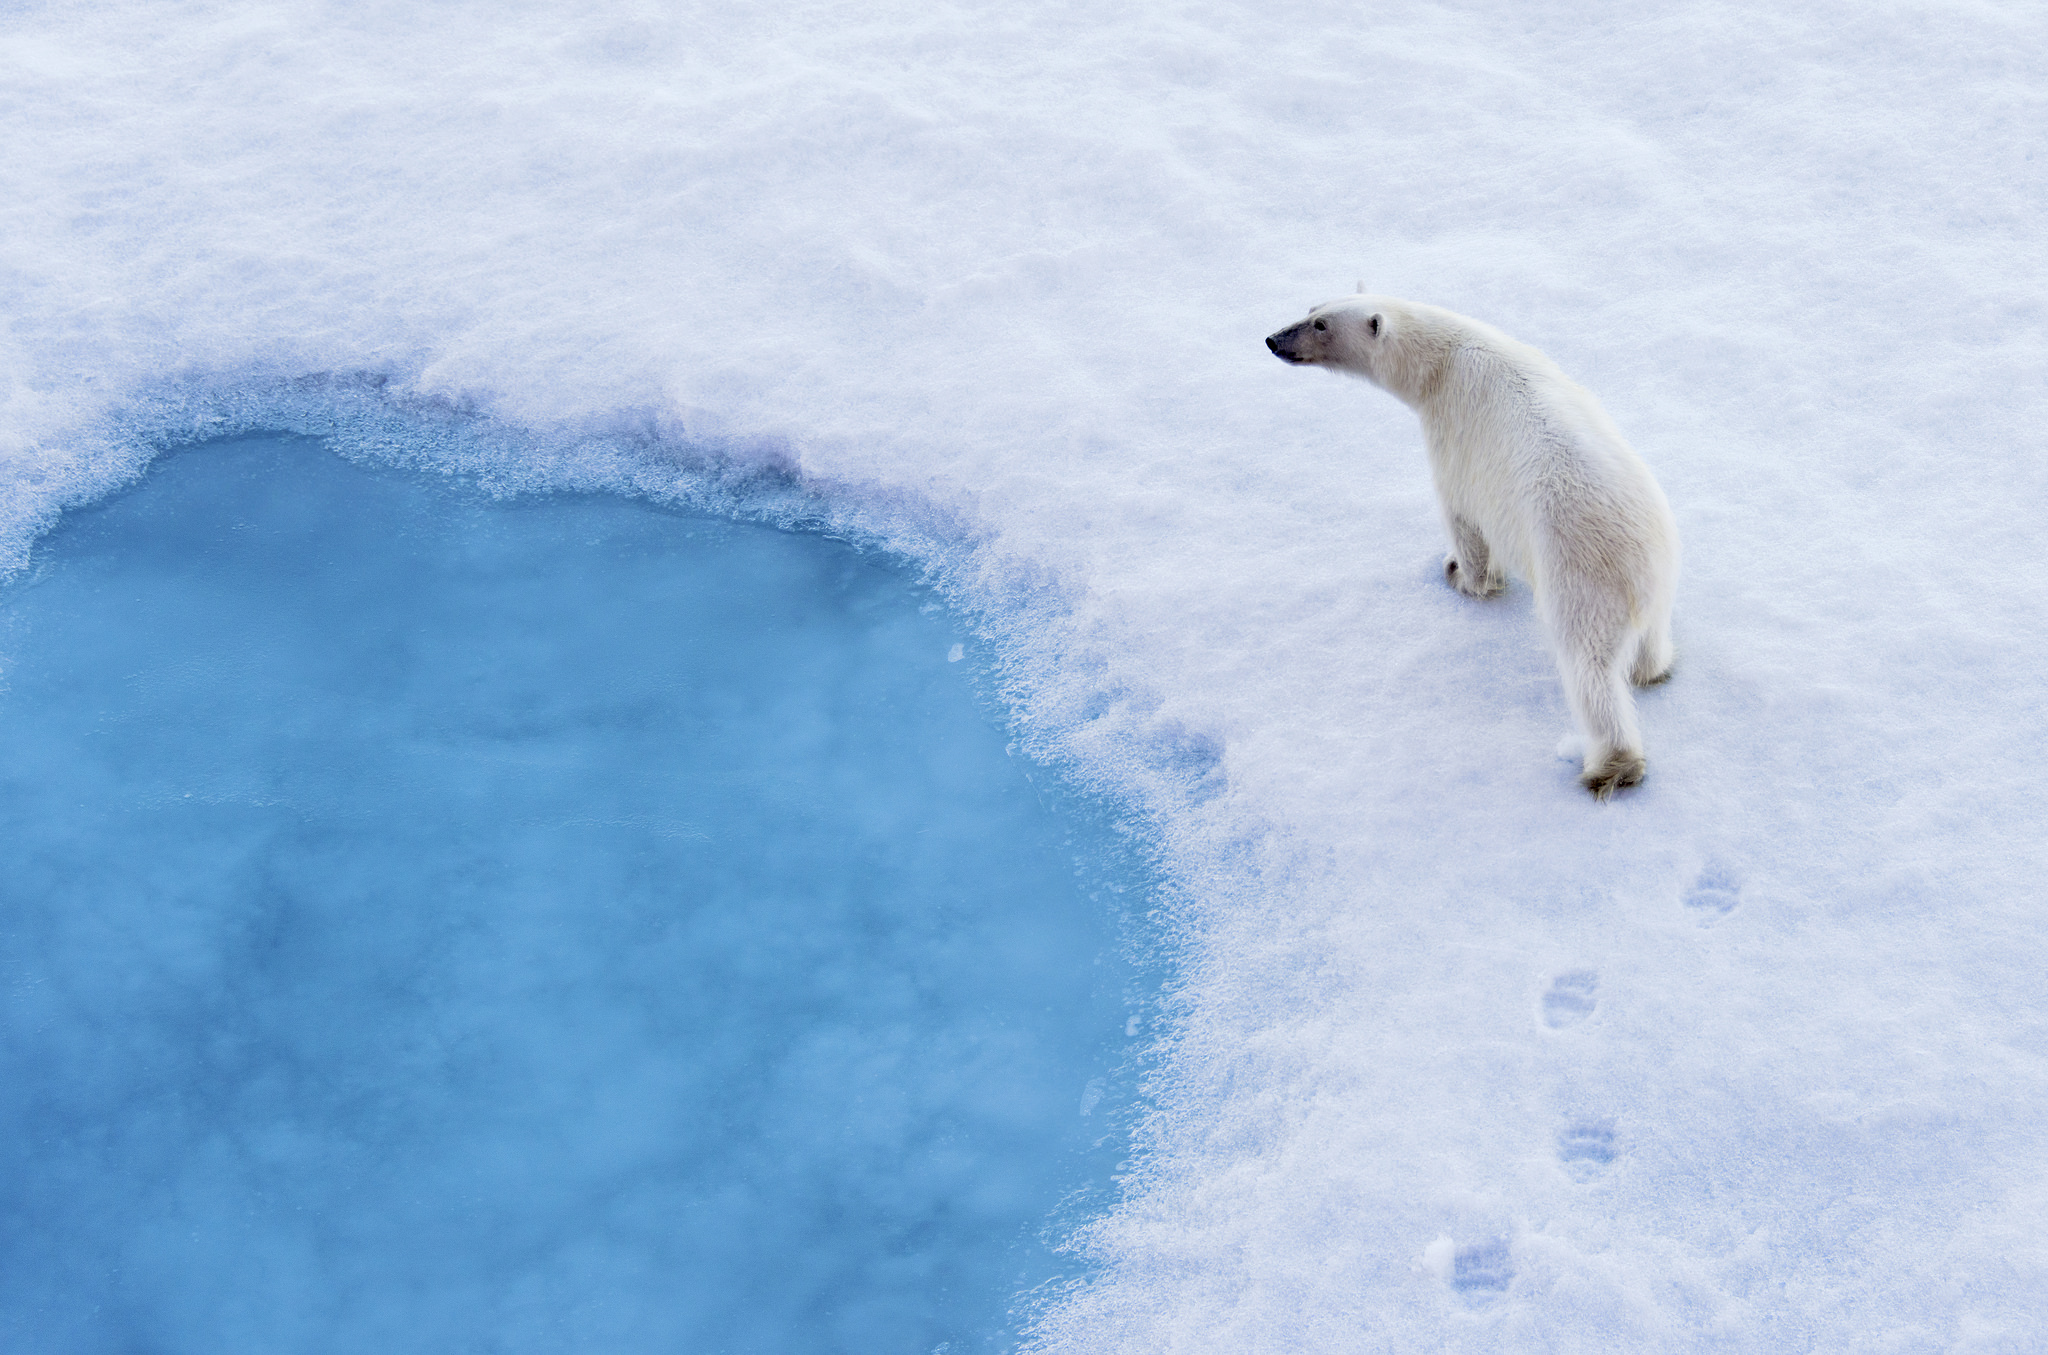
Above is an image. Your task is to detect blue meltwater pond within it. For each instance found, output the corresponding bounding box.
[0,435,1152,1354]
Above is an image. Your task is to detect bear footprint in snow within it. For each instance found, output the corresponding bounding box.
[1452,1239,1514,1296]
[1684,866,1741,917]
[1557,1120,1619,1181]
[1541,970,1599,1029]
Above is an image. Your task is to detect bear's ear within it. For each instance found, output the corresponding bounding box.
[1367,313,1382,338]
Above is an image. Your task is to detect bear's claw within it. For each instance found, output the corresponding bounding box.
[1579,752,1646,800]
[1445,557,1505,599]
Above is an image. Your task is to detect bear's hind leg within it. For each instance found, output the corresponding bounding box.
[1572,662,1646,799]
[1444,515,1506,599]
[1549,593,1646,800]
[1629,609,1675,687]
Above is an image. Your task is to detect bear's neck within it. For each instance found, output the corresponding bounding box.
[1373,326,1459,409]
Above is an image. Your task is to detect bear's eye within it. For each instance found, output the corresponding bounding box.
[1312,319,1327,331]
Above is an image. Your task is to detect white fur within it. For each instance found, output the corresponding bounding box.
[1266,296,1679,797]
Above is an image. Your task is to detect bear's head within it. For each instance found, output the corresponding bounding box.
[1268,296,1464,407]
[1265,298,1384,373]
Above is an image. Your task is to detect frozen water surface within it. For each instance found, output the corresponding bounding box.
[0,435,1151,1354]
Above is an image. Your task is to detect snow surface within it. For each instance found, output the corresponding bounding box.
[4,1,2047,1349]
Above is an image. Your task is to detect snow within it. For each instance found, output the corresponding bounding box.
[4,0,2047,1348]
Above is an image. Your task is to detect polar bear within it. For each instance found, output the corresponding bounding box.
[1266,295,1678,798]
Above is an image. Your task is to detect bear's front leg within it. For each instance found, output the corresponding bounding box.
[1444,516,1506,598]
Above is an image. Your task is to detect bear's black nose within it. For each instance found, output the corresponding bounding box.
[1265,335,1281,354]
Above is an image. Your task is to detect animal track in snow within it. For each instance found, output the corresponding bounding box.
[1541,970,1598,1028]
[1451,1239,1514,1296]
[1557,1120,1619,1181]
[1684,866,1741,917]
